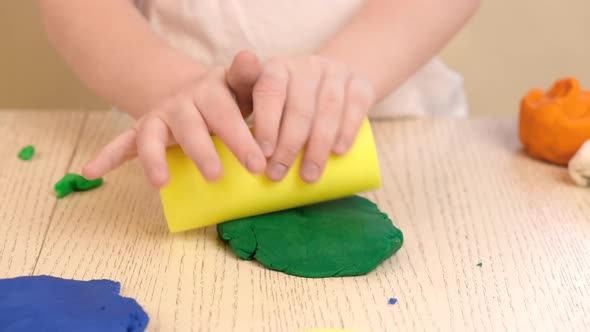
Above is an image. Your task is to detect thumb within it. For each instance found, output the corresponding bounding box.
[226,50,262,118]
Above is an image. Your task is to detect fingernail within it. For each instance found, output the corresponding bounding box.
[150,166,169,187]
[333,139,348,155]
[202,160,223,181]
[267,162,287,181]
[246,152,266,174]
[81,165,96,179]
[301,161,320,183]
[258,140,274,157]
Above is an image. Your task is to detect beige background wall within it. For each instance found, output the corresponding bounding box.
[0,2,106,110]
[1,1,589,115]
[441,0,590,116]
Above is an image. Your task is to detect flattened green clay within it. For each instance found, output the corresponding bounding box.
[54,173,103,198]
[217,196,403,278]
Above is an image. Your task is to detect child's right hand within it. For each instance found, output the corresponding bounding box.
[82,53,266,187]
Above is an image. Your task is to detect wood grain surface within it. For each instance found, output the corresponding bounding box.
[1,111,589,331]
[0,111,86,277]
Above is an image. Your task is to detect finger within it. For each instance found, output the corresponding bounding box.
[226,50,262,118]
[300,70,347,183]
[162,101,223,181]
[333,77,375,155]
[196,71,266,174]
[136,115,171,187]
[252,61,289,157]
[82,128,137,180]
[267,63,321,181]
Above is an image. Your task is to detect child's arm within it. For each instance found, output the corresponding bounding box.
[39,0,205,119]
[317,0,481,100]
[39,0,265,186]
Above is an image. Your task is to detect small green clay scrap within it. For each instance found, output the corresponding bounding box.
[476,262,483,267]
[18,145,35,161]
[54,173,103,198]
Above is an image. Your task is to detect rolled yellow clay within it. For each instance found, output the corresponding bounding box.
[160,119,381,233]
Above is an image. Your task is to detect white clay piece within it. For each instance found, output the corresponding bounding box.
[568,139,590,187]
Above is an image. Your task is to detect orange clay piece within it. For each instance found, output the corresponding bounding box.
[519,78,590,165]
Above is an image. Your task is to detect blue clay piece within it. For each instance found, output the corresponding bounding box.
[0,275,149,332]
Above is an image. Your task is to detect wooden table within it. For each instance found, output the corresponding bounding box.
[1,111,589,331]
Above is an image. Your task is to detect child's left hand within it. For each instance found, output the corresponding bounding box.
[228,53,376,183]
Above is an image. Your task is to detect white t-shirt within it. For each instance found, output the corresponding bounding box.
[135,0,468,118]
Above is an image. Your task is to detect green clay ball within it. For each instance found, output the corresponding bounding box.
[217,196,403,278]
[54,173,103,199]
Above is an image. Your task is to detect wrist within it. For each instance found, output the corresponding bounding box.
[124,49,209,119]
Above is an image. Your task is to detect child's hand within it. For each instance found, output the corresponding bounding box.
[83,54,266,187]
[235,55,376,183]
